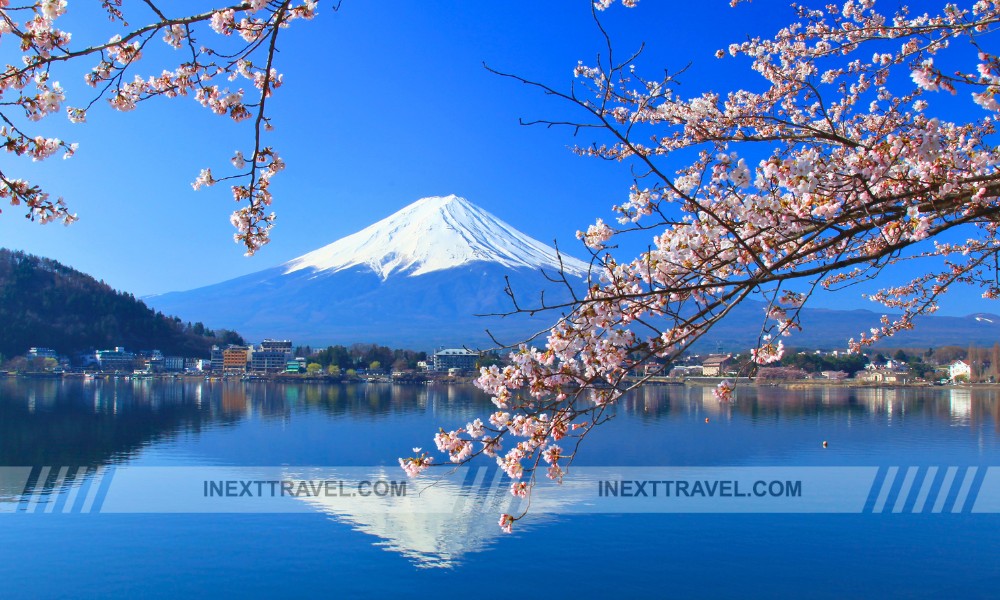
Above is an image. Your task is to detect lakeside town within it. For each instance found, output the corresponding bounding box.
[4,337,996,387]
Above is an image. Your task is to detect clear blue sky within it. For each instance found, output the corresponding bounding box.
[0,0,990,315]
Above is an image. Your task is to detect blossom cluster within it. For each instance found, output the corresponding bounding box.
[408,0,1000,531]
[0,0,321,254]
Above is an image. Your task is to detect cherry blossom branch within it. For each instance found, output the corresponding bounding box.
[0,0,324,255]
[405,0,1000,533]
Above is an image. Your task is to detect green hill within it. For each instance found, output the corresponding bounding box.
[0,248,243,359]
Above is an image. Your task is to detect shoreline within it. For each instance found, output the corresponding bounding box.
[6,370,997,390]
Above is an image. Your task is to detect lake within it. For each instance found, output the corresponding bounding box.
[1,378,998,599]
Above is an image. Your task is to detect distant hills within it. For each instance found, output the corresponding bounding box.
[7,195,996,360]
[145,194,1000,351]
[690,301,1000,351]
[0,249,243,359]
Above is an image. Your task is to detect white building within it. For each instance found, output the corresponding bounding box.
[250,339,294,373]
[95,347,137,372]
[433,349,479,372]
[701,355,732,377]
[949,360,971,382]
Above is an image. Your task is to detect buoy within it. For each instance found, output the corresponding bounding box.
[822,441,828,448]
[705,417,710,423]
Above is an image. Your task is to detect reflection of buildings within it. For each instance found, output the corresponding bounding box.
[615,385,738,420]
[619,385,673,417]
[949,388,972,425]
[817,386,851,405]
[0,379,224,466]
[610,383,989,427]
[854,387,902,422]
[222,386,248,414]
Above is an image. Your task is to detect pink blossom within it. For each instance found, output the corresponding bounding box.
[231,151,247,170]
[510,482,529,498]
[209,9,236,35]
[191,168,215,190]
[751,341,784,364]
[713,380,735,402]
[398,452,432,478]
[498,513,514,534]
[577,218,614,250]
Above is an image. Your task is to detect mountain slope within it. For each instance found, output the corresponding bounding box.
[147,194,1000,351]
[0,248,243,357]
[285,195,589,279]
[148,196,590,347]
[690,300,1000,351]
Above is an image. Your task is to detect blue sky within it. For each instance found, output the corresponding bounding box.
[0,0,993,316]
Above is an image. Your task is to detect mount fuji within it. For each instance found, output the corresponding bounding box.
[147,194,1000,352]
[147,195,592,348]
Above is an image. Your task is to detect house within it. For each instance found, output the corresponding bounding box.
[702,355,732,377]
[821,370,849,380]
[643,362,667,376]
[949,360,971,382]
[856,368,914,384]
[670,365,703,378]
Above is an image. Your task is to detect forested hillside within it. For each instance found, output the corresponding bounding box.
[0,249,243,358]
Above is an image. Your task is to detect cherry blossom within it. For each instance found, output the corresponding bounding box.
[398,449,433,478]
[498,513,514,534]
[404,0,1000,532]
[0,0,324,252]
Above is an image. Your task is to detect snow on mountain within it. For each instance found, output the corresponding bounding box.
[283,195,589,280]
[146,195,592,347]
[145,193,1000,349]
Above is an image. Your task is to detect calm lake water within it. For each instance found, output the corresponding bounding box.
[1,378,999,599]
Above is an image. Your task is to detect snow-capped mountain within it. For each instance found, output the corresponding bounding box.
[146,194,1000,351]
[284,195,589,280]
[147,195,591,348]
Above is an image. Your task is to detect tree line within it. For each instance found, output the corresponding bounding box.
[0,249,243,360]
[295,344,428,373]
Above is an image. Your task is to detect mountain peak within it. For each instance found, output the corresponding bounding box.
[409,193,465,209]
[283,195,589,280]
